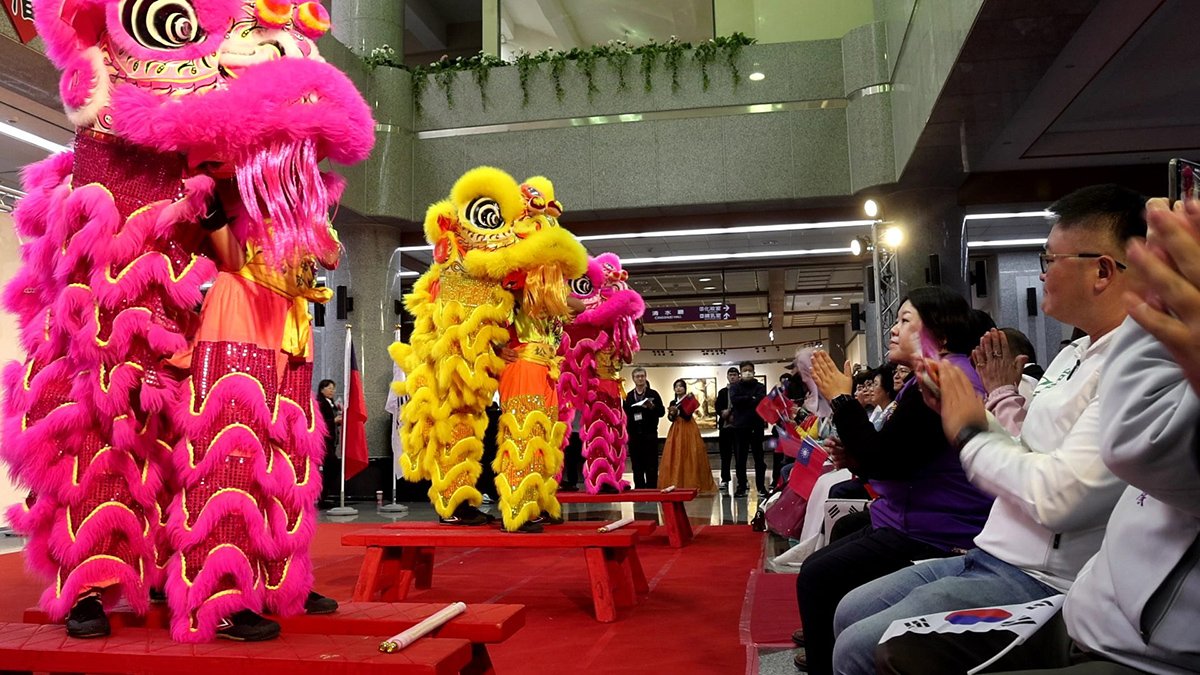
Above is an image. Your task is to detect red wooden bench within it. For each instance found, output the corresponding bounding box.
[23,601,524,675]
[555,488,700,547]
[342,527,648,623]
[0,622,469,675]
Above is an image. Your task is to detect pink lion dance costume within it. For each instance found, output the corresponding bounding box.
[1,0,373,642]
[558,254,644,493]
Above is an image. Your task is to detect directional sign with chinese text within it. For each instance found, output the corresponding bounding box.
[643,304,737,323]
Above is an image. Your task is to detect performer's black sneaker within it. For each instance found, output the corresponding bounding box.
[507,521,544,534]
[65,593,109,639]
[532,513,564,525]
[216,610,281,642]
[598,483,621,495]
[438,503,490,526]
[304,591,338,615]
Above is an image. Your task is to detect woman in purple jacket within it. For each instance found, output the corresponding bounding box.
[793,286,994,674]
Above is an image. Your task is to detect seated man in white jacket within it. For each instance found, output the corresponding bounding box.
[873,197,1200,674]
[826,184,1145,675]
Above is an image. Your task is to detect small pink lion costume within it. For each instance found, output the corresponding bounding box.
[1,0,373,641]
[557,253,644,493]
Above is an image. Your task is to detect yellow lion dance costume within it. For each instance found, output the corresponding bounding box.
[391,167,586,532]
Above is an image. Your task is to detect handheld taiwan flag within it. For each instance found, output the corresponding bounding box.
[786,436,828,499]
[756,386,794,425]
[342,329,369,480]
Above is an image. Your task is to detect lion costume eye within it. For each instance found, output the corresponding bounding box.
[465,197,504,230]
[121,0,204,50]
[570,276,594,297]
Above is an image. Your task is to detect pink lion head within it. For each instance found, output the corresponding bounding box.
[35,0,375,266]
[571,252,644,331]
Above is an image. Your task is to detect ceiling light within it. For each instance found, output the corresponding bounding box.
[849,236,870,257]
[623,247,853,265]
[963,211,1053,221]
[882,226,904,248]
[396,244,434,252]
[749,72,765,81]
[703,286,716,290]
[711,301,721,305]
[832,296,843,300]
[966,238,1048,248]
[699,277,712,282]
[398,270,420,277]
[863,199,879,219]
[578,220,873,243]
[830,303,840,307]
[0,121,70,154]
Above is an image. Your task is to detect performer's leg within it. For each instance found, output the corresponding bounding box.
[719,428,734,486]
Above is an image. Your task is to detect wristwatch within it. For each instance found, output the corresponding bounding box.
[953,424,988,450]
[831,394,856,414]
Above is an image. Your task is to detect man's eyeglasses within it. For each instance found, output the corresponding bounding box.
[1039,252,1128,274]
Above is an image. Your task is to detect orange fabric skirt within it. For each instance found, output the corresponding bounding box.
[498,358,558,414]
[173,271,310,376]
[658,417,717,493]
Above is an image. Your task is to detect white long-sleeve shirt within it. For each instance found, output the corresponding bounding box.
[962,331,1127,592]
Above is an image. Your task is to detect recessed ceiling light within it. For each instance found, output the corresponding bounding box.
[711,301,721,305]
[703,286,716,290]
[966,238,1048,248]
[830,303,840,307]
[832,296,843,300]
[0,121,69,154]
[623,247,853,265]
[699,277,712,282]
[749,72,765,81]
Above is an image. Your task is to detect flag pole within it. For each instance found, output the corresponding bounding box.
[328,323,358,516]
[381,323,407,513]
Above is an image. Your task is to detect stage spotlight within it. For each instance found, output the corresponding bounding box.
[883,226,904,248]
[864,199,879,219]
[849,236,871,257]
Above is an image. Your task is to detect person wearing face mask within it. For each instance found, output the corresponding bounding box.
[624,367,666,489]
[791,286,996,674]
[730,361,768,498]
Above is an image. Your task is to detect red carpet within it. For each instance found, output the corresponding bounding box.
[0,522,766,674]
[746,571,801,647]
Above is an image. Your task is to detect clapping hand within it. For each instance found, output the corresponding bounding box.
[811,350,853,400]
[1126,199,1200,394]
[972,329,1027,393]
[936,361,988,445]
[823,437,851,470]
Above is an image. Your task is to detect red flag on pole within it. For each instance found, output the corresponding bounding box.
[342,332,369,480]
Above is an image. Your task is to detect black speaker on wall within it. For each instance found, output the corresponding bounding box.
[336,285,353,320]
[313,303,325,327]
[972,259,989,298]
[850,302,865,332]
[394,299,404,316]
[1026,287,1038,316]
[865,267,876,302]
[926,254,942,285]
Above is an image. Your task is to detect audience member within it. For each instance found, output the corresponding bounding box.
[892,364,912,391]
[730,361,767,498]
[624,367,665,489]
[1002,327,1045,382]
[872,197,1199,674]
[715,366,740,490]
[793,286,995,674]
[659,379,718,492]
[837,183,1144,675]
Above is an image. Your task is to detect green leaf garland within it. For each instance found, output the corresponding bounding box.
[364,33,756,116]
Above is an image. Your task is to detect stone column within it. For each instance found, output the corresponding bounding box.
[879,188,968,299]
[332,0,405,56]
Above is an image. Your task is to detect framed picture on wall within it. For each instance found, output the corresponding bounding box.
[682,377,718,430]
[755,374,767,387]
